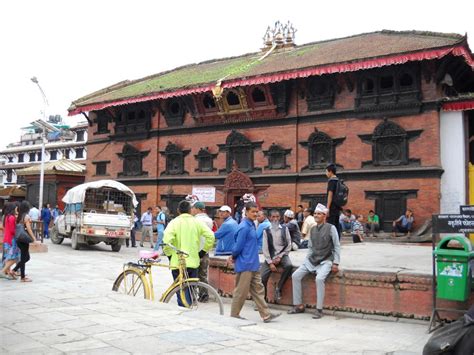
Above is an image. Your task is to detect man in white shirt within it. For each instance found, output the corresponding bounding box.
[301,208,316,240]
[140,207,154,248]
[28,205,40,221]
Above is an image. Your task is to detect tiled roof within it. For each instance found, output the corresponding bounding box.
[69,30,471,114]
[16,160,86,176]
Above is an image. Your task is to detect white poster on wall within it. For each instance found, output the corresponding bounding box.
[192,186,216,203]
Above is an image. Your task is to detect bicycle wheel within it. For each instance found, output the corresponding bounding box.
[163,281,224,315]
[112,268,150,299]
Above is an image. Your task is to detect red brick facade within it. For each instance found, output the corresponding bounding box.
[85,60,450,230]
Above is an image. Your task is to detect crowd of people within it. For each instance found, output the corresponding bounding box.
[128,163,418,321]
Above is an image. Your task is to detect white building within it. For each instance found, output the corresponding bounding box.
[0,116,88,186]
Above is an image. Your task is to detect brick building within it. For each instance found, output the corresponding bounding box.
[68,28,474,231]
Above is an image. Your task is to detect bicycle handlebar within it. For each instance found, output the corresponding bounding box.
[159,242,189,257]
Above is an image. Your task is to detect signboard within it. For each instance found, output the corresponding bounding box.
[432,214,474,234]
[192,186,216,203]
[460,205,474,215]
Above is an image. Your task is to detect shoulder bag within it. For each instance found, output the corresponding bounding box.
[15,223,33,244]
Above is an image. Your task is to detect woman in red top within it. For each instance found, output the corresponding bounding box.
[1,202,20,279]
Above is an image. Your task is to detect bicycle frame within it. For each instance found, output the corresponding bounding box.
[122,252,200,305]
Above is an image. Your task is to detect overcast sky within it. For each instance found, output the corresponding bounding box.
[1,0,473,148]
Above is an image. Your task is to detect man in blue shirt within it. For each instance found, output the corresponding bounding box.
[41,203,52,239]
[153,206,166,252]
[229,201,281,323]
[256,210,271,251]
[214,205,238,255]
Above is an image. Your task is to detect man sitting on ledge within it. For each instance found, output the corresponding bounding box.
[287,203,341,319]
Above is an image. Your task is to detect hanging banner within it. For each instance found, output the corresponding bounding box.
[192,186,216,203]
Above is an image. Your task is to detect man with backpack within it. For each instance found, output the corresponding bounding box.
[326,163,348,239]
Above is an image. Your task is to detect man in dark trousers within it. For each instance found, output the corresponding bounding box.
[261,210,293,302]
[325,163,342,239]
[228,201,281,323]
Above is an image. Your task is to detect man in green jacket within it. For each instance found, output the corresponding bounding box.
[163,200,215,306]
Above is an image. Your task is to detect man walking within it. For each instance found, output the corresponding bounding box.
[140,207,154,248]
[261,210,293,302]
[229,201,281,322]
[41,203,52,239]
[191,201,214,302]
[326,163,343,239]
[163,200,215,306]
[288,203,340,319]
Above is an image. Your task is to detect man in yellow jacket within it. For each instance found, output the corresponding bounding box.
[163,200,215,306]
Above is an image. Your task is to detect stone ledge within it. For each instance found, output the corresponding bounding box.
[209,256,473,320]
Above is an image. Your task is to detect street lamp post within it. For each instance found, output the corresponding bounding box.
[31,76,48,210]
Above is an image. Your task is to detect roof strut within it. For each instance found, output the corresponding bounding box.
[81,112,93,127]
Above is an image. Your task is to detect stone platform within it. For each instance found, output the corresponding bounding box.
[208,243,473,320]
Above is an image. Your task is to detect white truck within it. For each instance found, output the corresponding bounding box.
[50,180,138,252]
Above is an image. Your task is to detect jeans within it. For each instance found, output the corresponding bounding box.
[153,231,164,251]
[13,242,30,279]
[171,268,198,307]
[340,221,352,232]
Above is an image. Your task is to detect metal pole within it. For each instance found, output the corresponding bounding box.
[31,77,48,210]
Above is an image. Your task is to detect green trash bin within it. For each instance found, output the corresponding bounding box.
[434,235,473,301]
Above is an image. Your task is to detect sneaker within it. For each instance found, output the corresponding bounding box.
[312,309,323,319]
[263,312,281,323]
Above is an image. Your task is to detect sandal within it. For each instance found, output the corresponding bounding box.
[20,277,32,282]
[287,306,305,314]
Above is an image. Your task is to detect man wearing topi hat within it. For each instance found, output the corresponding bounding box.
[287,203,341,319]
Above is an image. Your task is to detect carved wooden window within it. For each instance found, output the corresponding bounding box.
[114,106,151,139]
[251,87,266,104]
[118,144,149,177]
[50,150,58,161]
[218,130,263,173]
[202,94,217,111]
[226,91,241,107]
[195,147,217,172]
[96,114,109,134]
[263,143,291,170]
[6,169,12,183]
[37,152,42,161]
[300,129,345,171]
[355,65,421,114]
[8,156,13,163]
[358,119,422,167]
[29,153,36,162]
[160,142,190,175]
[306,76,336,111]
[18,153,24,163]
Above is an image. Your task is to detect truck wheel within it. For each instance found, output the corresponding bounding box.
[71,230,81,250]
[50,227,64,245]
[111,243,122,252]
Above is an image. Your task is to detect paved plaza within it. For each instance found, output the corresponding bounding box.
[0,241,432,354]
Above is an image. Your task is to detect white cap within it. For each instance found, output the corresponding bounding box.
[315,203,329,215]
[218,205,232,213]
[284,209,294,218]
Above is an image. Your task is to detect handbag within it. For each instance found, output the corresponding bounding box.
[15,223,33,244]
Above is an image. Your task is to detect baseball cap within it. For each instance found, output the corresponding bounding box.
[193,201,206,210]
[218,205,232,213]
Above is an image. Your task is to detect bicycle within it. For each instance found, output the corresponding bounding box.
[112,243,224,315]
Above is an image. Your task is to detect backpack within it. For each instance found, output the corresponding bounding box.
[333,178,349,207]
